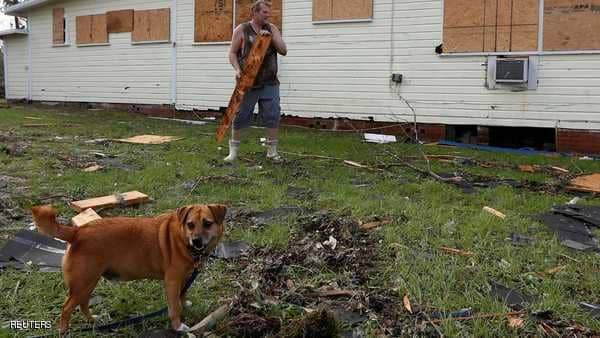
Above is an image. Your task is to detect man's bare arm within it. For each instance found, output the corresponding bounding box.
[269,24,287,56]
[229,26,244,79]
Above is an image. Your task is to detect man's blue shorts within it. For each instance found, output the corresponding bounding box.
[233,84,281,129]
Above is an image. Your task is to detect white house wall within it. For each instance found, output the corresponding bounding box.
[27,0,172,104]
[3,35,28,99]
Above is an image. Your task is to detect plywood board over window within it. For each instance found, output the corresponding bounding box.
[313,0,373,21]
[76,14,108,44]
[52,8,65,44]
[443,0,539,53]
[543,0,600,51]
[235,0,282,31]
[195,0,233,42]
[107,9,134,33]
[132,8,170,42]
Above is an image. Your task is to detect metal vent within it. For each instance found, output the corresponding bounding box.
[496,58,528,83]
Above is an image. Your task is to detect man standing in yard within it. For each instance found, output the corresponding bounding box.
[224,0,287,162]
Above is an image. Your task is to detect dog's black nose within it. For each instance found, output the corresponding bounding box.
[192,238,204,248]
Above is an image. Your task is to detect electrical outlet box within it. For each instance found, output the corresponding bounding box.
[391,73,403,83]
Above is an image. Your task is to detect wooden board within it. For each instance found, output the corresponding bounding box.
[332,0,372,20]
[132,8,170,42]
[76,15,93,44]
[512,0,539,25]
[107,9,134,33]
[511,24,538,50]
[497,0,513,26]
[91,14,108,43]
[195,0,233,42]
[215,34,272,143]
[313,0,332,21]
[76,14,107,44]
[496,26,512,51]
[567,173,600,193]
[71,208,102,227]
[115,135,182,144]
[53,8,65,44]
[444,0,485,27]
[235,0,282,31]
[543,0,600,51]
[70,191,149,213]
[484,0,498,26]
[443,27,484,53]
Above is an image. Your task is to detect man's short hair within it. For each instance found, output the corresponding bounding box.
[251,0,271,13]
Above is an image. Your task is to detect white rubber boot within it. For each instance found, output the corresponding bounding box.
[224,140,240,162]
[266,139,282,161]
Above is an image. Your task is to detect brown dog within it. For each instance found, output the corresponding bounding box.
[30,204,226,334]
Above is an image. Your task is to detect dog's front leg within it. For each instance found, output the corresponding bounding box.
[165,271,188,332]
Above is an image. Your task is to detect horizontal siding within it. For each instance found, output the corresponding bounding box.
[2,0,599,130]
[28,0,172,104]
[3,35,28,99]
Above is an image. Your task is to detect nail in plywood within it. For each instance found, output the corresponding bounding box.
[444,0,485,27]
[195,0,233,42]
[543,0,600,51]
[52,8,65,44]
[332,0,373,20]
[132,8,170,42]
[107,9,134,33]
[115,135,182,144]
[70,191,149,213]
[313,0,332,21]
[216,35,272,143]
[443,27,484,53]
[71,208,102,227]
[511,24,538,51]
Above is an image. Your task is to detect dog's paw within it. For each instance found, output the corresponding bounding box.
[175,323,190,332]
[184,300,193,308]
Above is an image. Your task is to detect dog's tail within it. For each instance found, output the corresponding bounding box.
[31,205,76,242]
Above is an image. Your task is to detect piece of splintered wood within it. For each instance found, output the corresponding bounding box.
[69,191,149,212]
[215,34,272,143]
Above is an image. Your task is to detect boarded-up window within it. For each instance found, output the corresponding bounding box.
[53,8,65,44]
[195,0,233,42]
[132,8,171,42]
[76,14,108,44]
[107,9,134,33]
[543,0,600,51]
[443,0,539,53]
[313,0,373,21]
[235,0,282,31]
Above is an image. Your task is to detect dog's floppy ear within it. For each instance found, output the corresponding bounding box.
[208,204,227,224]
[177,206,193,225]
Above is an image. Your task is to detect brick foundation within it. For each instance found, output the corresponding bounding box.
[557,129,600,154]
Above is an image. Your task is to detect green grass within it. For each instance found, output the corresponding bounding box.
[0,104,599,337]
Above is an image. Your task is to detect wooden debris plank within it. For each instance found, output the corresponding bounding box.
[115,135,182,144]
[439,246,474,257]
[567,173,600,193]
[70,191,149,212]
[71,208,102,227]
[215,34,272,143]
[483,206,506,219]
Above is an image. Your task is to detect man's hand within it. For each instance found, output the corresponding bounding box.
[259,29,272,36]
[235,69,242,80]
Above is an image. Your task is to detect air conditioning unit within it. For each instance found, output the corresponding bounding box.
[496,58,528,83]
[486,56,538,90]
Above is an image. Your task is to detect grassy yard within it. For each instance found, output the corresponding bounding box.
[0,104,598,337]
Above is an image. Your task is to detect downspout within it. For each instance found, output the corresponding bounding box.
[27,12,32,101]
[2,44,8,99]
[170,0,177,106]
